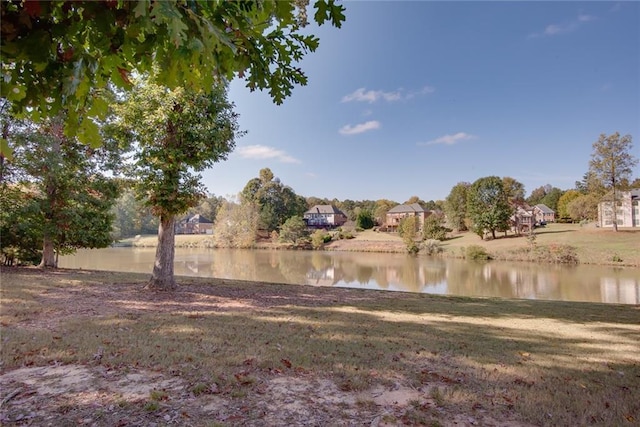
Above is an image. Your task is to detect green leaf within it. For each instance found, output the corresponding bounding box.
[77,119,102,148]
[88,96,110,119]
[134,0,150,18]
[6,84,26,102]
[0,138,13,161]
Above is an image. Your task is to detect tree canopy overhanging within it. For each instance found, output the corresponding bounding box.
[0,0,346,152]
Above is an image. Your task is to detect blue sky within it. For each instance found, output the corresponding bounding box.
[202,1,640,203]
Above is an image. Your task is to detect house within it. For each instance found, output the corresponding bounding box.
[597,190,640,228]
[385,203,431,232]
[175,214,214,234]
[533,204,555,223]
[510,207,536,234]
[303,205,348,228]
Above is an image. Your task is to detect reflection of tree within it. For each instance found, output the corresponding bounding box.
[275,251,310,285]
[398,257,421,292]
[310,253,333,272]
[419,264,447,287]
[356,266,374,284]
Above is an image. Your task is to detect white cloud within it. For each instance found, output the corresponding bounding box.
[341,86,434,103]
[341,88,400,103]
[528,13,596,39]
[236,145,301,163]
[578,14,595,22]
[339,120,381,135]
[418,132,476,146]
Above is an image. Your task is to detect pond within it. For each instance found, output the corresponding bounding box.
[59,247,640,304]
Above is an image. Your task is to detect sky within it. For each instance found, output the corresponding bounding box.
[202,1,640,203]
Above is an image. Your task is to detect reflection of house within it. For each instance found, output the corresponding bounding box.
[533,204,555,223]
[597,190,640,228]
[385,203,430,232]
[510,207,535,234]
[303,205,348,228]
[600,277,640,304]
[175,214,214,234]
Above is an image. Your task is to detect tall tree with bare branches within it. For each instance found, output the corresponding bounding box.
[589,132,637,231]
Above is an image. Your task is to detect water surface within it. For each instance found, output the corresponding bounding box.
[60,248,640,304]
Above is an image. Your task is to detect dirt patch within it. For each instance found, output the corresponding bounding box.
[0,364,530,426]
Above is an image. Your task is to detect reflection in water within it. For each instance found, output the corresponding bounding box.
[60,248,640,304]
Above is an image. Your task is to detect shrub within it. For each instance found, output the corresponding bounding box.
[421,239,443,255]
[612,254,623,263]
[311,229,331,249]
[466,245,491,261]
[406,241,420,255]
[534,244,578,264]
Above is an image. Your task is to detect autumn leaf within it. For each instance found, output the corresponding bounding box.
[281,358,292,369]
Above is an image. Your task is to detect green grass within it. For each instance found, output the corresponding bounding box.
[1,267,639,426]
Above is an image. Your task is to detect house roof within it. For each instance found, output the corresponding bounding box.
[534,204,555,214]
[387,203,427,214]
[185,214,213,224]
[514,207,533,217]
[304,205,345,215]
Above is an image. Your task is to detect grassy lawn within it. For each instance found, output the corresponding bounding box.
[349,224,640,266]
[1,267,638,426]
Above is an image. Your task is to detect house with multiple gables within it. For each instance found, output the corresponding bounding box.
[304,205,348,228]
[597,189,640,228]
[533,204,555,223]
[385,203,431,232]
[510,206,536,234]
[175,214,213,234]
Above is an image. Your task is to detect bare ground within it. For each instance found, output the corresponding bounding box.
[0,268,543,427]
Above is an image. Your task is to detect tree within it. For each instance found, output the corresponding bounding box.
[187,194,225,223]
[539,187,563,212]
[467,176,511,240]
[336,199,357,221]
[557,190,581,221]
[589,132,638,231]
[111,187,159,240]
[0,0,345,152]
[502,177,525,205]
[422,212,449,241]
[241,168,307,232]
[527,185,549,205]
[374,199,397,226]
[444,182,469,232]
[398,216,419,254]
[575,171,606,195]
[356,210,375,230]
[114,80,242,290]
[567,194,599,222]
[279,215,308,244]
[212,200,259,248]
[0,183,42,265]
[3,114,120,267]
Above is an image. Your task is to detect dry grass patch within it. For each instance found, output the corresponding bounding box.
[1,267,639,426]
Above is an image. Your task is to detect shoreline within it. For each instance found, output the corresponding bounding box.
[124,223,640,267]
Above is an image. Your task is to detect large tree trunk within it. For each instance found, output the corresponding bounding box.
[148,215,177,290]
[38,237,56,268]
